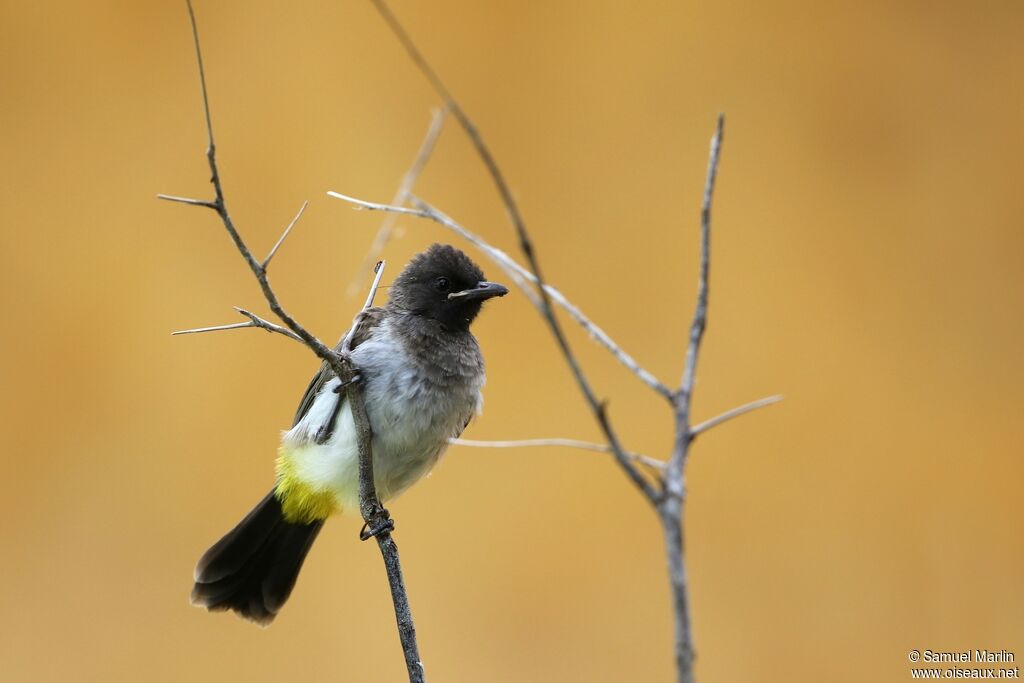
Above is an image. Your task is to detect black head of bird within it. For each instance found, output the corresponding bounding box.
[387,243,509,330]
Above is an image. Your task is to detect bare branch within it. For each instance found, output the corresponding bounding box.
[328,191,420,215]
[156,193,217,208]
[450,437,665,472]
[669,114,725,478]
[660,115,726,683]
[347,108,447,297]
[676,113,725,409]
[370,6,767,683]
[327,191,671,397]
[172,321,255,336]
[363,260,387,310]
[368,9,744,683]
[691,395,782,437]
[186,0,215,152]
[329,191,537,302]
[166,2,337,370]
[367,0,521,246]
[407,199,675,400]
[371,7,762,683]
[340,261,387,355]
[171,307,303,343]
[168,4,423,680]
[263,201,308,269]
[368,0,660,506]
[233,307,303,342]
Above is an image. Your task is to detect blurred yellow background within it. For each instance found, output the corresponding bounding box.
[1,1,1022,681]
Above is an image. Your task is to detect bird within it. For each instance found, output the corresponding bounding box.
[190,243,508,626]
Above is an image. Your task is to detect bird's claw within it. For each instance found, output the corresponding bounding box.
[359,508,394,541]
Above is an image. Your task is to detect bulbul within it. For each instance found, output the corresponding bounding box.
[191,243,508,625]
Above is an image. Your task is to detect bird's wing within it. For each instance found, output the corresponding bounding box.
[454,413,474,440]
[289,307,386,428]
[450,389,484,441]
[289,364,333,429]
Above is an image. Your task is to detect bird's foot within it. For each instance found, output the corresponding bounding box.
[359,506,395,541]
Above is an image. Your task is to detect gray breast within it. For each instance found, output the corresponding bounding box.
[350,314,485,500]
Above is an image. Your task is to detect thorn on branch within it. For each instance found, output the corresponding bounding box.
[262,200,309,269]
[233,307,303,341]
[172,321,254,336]
[156,193,217,209]
[690,395,782,438]
[362,260,387,311]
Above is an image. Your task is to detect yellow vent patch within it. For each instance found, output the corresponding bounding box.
[275,446,339,524]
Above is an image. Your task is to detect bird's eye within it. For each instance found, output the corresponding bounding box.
[434,276,450,292]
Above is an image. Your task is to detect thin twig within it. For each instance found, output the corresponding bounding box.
[164,3,331,360]
[338,260,386,354]
[329,193,420,216]
[407,199,676,397]
[347,109,447,297]
[449,437,665,472]
[163,3,337,368]
[327,191,670,397]
[171,308,303,343]
[157,193,216,208]
[263,201,308,269]
[676,115,725,413]
[165,4,424,680]
[691,395,782,437]
[667,114,726,488]
[330,192,538,303]
[234,307,304,341]
[172,321,255,336]
[187,0,214,150]
[362,259,387,310]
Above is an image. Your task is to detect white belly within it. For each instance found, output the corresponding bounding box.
[279,322,482,513]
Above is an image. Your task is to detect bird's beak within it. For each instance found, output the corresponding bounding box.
[448,281,509,302]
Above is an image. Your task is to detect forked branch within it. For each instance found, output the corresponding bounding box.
[658,115,725,683]
[161,3,424,681]
[367,0,661,507]
[365,5,769,683]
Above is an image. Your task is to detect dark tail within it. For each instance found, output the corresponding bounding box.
[191,491,323,626]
